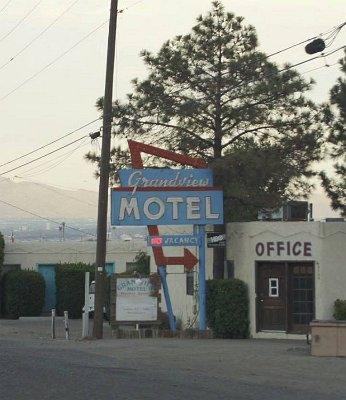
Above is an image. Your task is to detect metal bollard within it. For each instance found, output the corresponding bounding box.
[51,309,56,339]
[64,310,70,340]
[82,271,90,338]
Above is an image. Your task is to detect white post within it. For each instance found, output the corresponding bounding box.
[64,311,70,340]
[82,272,90,338]
[51,309,56,339]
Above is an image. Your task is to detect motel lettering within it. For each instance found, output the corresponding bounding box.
[111,188,223,226]
[119,196,219,221]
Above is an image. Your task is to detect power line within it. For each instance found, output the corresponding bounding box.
[300,62,339,77]
[16,138,90,178]
[111,45,346,124]
[0,0,43,43]
[0,0,149,101]
[275,45,346,75]
[110,20,346,115]
[0,117,101,169]
[264,21,345,59]
[324,22,346,48]
[1,16,343,179]
[0,135,88,176]
[0,0,80,71]
[0,198,96,237]
[0,18,109,103]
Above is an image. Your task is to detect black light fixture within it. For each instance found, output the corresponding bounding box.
[305,38,326,54]
[89,130,101,140]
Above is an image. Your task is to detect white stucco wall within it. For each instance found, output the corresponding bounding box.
[226,221,346,338]
[4,239,149,273]
[316,223,346,319]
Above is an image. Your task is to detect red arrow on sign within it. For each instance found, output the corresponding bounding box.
[148,226,198,271]
[155,248,198,271]
[128,141,203,271]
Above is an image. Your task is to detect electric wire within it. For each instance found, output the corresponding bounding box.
[0,0,144,101]
[16,138,90,178]
[114,20,346,113]
[323,22,346,48]
[0,117,101,169]
[300,62,339,76]
[0,18,109,103]
[0,198,96,237]
[0,0,80,71]
[0,19,344,179]
[275,45,346,75]
[0,135,88,176]
[0,0,43,43]
[110,45,346,128]
[264,21,345,59]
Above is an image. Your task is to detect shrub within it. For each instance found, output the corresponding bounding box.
[206,279,249,338]
[55,263,95,318]
[133,251,150,275]
[2,270,45,317]
[333,299,346,320]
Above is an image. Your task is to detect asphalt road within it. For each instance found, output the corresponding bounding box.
[0,318,345,400]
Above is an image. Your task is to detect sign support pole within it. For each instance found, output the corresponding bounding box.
[158,266,176,332]
[198,225,207,330]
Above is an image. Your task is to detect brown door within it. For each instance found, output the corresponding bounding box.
[257,263,287,331]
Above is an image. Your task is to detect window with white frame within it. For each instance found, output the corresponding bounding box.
[269,278,279,297]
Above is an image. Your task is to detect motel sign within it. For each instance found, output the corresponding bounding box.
[111,152,224,332]
[111,187,223,226]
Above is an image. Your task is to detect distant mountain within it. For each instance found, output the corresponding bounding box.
[0,178,340,223]
[0,178,98,220]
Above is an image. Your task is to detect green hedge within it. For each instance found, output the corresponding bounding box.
[333,299,346,320]
[206,279,249,338]
[55,263,95,319]
[2,270,45,317]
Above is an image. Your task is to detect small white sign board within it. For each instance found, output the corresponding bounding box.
[115,277,158,322]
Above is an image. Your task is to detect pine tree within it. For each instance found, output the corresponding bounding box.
[86,1,325,222]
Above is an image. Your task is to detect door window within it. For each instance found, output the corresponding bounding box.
[269,278,279,297]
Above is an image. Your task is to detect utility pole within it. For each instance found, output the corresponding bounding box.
[93,0,118,339]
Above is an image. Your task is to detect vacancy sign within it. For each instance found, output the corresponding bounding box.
[147,235,200,247]
[111,187,223,226]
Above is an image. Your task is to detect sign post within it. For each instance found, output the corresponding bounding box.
[158,266,176,332]
[197,225,207,330]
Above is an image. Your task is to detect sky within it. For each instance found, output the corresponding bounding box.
[0,0,345,218]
